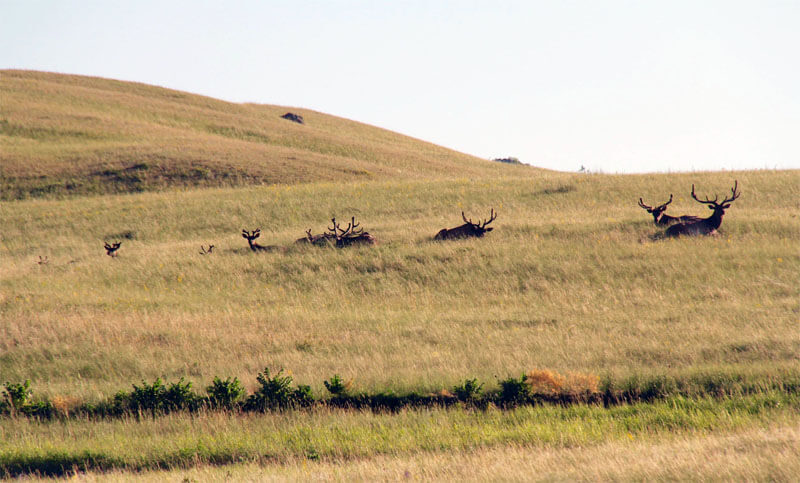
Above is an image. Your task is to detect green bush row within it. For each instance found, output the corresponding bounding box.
[3,368,799,420]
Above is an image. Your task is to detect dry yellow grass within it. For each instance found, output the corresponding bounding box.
[50,423,800,481]
[0,70,536,199]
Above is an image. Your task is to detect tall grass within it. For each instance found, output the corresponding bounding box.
[1,393,798,477]
[1,171,797,400]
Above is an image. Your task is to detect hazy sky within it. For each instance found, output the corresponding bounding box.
[2,1,799,173]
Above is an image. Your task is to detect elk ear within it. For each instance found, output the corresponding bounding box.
[242,233,248,239]
[485,227,493,232]
[722,203,731,209]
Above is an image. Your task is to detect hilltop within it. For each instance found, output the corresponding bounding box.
[0,70,535,199]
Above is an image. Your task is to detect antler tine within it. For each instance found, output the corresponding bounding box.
[482,208,497,228]
[338,219,353,236]
[462,211,476,226]
[663,194,673,207]
[328,217,337,234]
[638,198,650,210]
[723,180,740,204]
[691,184,718,205]
[350,216,363,234]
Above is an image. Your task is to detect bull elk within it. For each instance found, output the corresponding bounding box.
[104,242,122,257]
[241,228,280,252]
[434,209,497,240]
[638,194,700,226]
[329,216,376,247]
[665,181,741,237]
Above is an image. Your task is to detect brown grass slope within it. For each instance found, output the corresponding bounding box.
[0,70,533,199]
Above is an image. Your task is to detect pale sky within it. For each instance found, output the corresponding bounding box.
[2,0,799,173]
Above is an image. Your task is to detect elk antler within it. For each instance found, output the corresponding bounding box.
[721,180,740,205]
[199,245,214,255]
[638,198,652,210]
[691,181,740,207]
[691,184,719,205]
[480,208,497,229]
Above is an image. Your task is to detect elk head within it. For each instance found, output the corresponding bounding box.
[639,194,701,226]
[104,242,122,257]
[242,229,267,251]
[665,181,740,237]
[434,209,497,240]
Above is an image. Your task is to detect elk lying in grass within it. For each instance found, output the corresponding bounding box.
[434,209,497,240]
[296,217,376,247]
[241,229,283,252]
[638,194,700,226]
[329,217,376,247]
[104,242,122,257]
[665,181,741,237]
[295,228,337,246]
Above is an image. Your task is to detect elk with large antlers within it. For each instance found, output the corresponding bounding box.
[434,209,497,240]
[328,216,377,247]
[665,181,741,237]
[638,194,700,226]
[104,242,122,257]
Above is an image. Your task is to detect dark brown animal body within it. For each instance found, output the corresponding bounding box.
[434,209,497,240]
[665,181,740,237]
[294,230,338,246]
[638,194,700,226]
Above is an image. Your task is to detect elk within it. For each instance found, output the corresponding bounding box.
[241,229,274,252]
[199,245,215,255]
[434,209,497,240]
[665,181,741,238]
[295,228,337,246]
[638,194,700,226]
[104,242,122,257]
[37,256,49,265]
[328,216,376,247]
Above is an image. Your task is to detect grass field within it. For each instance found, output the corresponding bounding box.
[1,72,799,479]
[1,69,527,199]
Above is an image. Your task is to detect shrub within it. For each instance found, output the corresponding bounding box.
[164,378,199,411]
[526,370,565,396]
[498,374,530,407]
[324,374,352,397]
[245,368,314,411]
[206,377,245,410]
[3,380,32,412]
[127,377,200,414]
[453,378,483,402]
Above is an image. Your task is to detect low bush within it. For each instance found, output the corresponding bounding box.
[206,377,245,410]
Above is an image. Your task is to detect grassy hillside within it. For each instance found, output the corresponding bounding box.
[1,169,799,478]
[0,70,531,199]
[1,70,799,478]
[2,170,797,398]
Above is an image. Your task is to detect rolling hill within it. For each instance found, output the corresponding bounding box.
[0,70,535,199]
